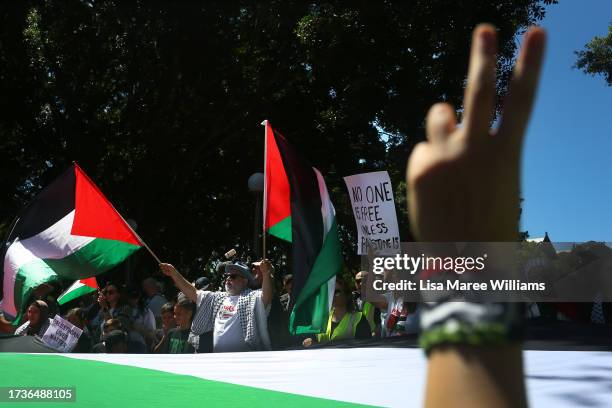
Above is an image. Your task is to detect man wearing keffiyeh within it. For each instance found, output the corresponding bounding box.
[159,260,273,352]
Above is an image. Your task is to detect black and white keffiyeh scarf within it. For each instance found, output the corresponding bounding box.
[190,288,270,351]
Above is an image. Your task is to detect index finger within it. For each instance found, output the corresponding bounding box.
[462,24,498,144]
[497,27,546,156]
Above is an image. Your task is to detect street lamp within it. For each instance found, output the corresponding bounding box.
[248,173,264,257]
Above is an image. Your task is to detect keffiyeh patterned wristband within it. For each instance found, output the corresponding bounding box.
[419,300,524,354]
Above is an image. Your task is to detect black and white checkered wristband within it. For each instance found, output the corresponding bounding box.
[419,300,524,354]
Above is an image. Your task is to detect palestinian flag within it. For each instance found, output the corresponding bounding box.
[1,163,141,321]
[57,276,99,306]
[0,347,599,406]
[263,121,342,335]
[0,350,394,406]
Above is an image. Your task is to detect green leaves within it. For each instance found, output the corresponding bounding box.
[0,1,555,270]
[575,24,612,86]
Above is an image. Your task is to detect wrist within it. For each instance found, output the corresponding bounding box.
[420,302,524,355]
[170,268,181,280]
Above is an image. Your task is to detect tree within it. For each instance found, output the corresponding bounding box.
[575,23,612,86]
[0,1,557,278]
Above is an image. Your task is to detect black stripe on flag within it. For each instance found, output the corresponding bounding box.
[11,165,76,241]
[273,129,324,310]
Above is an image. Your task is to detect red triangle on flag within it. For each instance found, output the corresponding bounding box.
[80,276,98,290]
[264,122,292,228]
[71,164,141,246]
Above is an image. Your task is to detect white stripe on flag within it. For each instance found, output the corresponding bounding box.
[313,167,335,237]
[313,167,337,312]
[2,210,94,317]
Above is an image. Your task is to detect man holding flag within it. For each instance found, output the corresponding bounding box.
[262,121,343,337]
[160,259,273,352]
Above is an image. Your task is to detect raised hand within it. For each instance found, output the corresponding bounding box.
[407,24,546,242]
[159,263,177,277]
[258,259,274,277]
[97,292,108,310]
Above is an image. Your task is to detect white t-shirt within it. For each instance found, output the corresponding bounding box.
[213,296,250,353]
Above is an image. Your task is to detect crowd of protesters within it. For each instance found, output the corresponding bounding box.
[2,21,609,407]
[0,257,297,353]
[4,257,605,355]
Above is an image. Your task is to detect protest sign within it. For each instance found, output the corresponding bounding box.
[343,171,400,255]
[42,315,83,352]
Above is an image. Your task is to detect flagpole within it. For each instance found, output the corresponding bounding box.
[2,216,19,247]
[118,214,162,264]
[136,236,162,264]
[261,120,268,259]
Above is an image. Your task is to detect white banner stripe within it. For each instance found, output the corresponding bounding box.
[63,348,612,407]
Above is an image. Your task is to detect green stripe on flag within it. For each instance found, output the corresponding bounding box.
[58,284,96,306]
[290,220,342,335]
[0,354,372,408]
[12,270,60,326]
[45,238,140,278]
[17,238,139,281]
[13,238,139,321]
[268,216,292,242]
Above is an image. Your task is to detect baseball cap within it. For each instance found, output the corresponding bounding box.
[194,277,210,290]
[225,262,254,284]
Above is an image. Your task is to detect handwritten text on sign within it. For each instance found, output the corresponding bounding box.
[343,171,400,255]
[42,315,82,352]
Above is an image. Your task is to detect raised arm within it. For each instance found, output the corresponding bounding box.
[159,263,197,303]
[408,24,546,408]
[258,259,274,307]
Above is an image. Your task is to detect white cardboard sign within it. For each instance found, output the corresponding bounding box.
[42,314,83,352]
[343,171,400,255]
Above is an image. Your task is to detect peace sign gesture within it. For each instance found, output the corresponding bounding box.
[407,24,546,242]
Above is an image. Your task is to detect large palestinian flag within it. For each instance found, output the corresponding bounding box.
[1,163,141,321]
[0,349,404,407]
[263,121,342,335]
[0,346,606,406]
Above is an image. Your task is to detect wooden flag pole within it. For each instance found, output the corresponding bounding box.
[261,119,268,259]
[118,212,162,264]
[3,216,20,247]
[136,235,162,264]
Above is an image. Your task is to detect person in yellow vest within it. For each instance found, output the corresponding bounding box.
[302,278,371,347]
[353,271,379,335]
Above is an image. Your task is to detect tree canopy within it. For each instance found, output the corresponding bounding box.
[0,1,556,278]
[575,23,612,86]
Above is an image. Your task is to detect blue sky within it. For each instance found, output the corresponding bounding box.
[521,0,611,241]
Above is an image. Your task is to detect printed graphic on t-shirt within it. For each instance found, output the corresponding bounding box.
[213,296,249,352]
[168,336,188,353]
[218,303,236,322]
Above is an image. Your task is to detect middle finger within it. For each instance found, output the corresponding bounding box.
[462,24,498,144]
